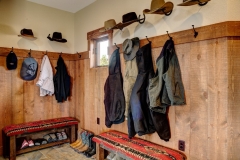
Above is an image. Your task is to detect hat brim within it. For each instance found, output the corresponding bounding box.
[143,2,173,14]
[52,39,67,43]
[177,0,210,6]
[18,35,37,39]
[124,38,140,61]
[99,23,121,32]
[117,19,139,30]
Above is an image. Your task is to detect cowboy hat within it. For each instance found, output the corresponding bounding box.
[143,0,173,15]
[47,32,67,43]
[99,19,119,32]
[123,37,140,61]
[117,12,140,30]
[178,0,210,6]
[18,28,37,38]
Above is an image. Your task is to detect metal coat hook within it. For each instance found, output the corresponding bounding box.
[138,14,146,24]
[11,47,13,52]
[59,52,62,57]
[45,50,48,55]
[114,43,119,49]
[161,8,173,16]
[192,25,198,38]
[77,52,81,58]
[166,31,172,40]
[146,36,151,43]
[28,49,31,57]
[198,0,208,6]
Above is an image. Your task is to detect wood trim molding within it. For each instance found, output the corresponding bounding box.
[87,27,113,41]
[108,21,240,53]
[0,47,89,61]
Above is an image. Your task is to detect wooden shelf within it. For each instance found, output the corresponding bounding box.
[16,139,70,155]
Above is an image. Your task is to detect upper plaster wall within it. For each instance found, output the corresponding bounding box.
[0,0,74,53]
[74,0,240,52]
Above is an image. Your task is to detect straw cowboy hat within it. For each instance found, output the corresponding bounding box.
[123,37,140,61]
[143,0,174,15]
[99,19,119,32]
[178,0,210,6]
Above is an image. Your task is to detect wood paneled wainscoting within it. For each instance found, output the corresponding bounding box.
[0,49,88,155]
[0,21,240,159]
[79,21,240,160]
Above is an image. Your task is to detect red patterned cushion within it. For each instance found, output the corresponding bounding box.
[93,130,186,160]
[3,117,78,136]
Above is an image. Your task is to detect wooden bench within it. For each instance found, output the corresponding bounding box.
[93,130,187,160]
[2,117,79,160]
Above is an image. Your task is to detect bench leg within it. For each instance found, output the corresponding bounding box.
[96,143,104,160]
[70,125,76,143]
[9,136,16,160]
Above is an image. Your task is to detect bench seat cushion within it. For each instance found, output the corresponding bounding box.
[93,130,186,160]
[3,117,78,136]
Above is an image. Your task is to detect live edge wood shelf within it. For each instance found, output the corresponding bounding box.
[2,117,79,160]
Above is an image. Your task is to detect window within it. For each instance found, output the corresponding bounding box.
[87,27,113,68]
[96,36,109,66]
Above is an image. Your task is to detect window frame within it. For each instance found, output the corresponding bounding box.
[87,28,113,68]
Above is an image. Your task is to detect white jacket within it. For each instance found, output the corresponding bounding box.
[36,55,54,96]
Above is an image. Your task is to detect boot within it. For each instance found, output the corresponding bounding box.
[74,131,88,151]
[71,131,85,148]
[85,139,96,157]
[76,132,94,153]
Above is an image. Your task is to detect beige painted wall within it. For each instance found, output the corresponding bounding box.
[0,0,74,53]
[74,0,240,52]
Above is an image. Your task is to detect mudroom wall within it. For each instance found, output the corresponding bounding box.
[0,0,75,53]
[74,0,240,160]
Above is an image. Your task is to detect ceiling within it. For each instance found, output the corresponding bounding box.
[27,0,96,13]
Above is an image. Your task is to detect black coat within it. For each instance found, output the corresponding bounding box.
[53,56,70,103]
[104,49,125,128]
[128,42,156,138]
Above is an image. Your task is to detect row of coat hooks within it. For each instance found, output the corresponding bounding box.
[10,47,83,59]
[114,24,198,49]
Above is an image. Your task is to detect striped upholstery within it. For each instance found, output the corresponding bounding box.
[93,130,186,160]
[3,117,78,136]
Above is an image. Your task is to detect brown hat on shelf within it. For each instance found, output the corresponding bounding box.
[143,0,173,15]
[178,0,210,6]
[18,28,37,39]
[117,12,140,30]
[99,19,119,32]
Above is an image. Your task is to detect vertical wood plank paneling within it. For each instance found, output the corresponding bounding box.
[174,43,191,156]
[83,59,90,130]
[68,60,76,118]
[189,40,208,160]
[228,37,240,160]
[11,58,24,124]
[0,56,12,155]
[78,60,85,128]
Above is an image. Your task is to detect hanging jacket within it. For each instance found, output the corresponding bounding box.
[148,39,185,141]
[36,55,54,96]
[104,48,125,128]
[148,39,186,112]
[53,56,71,103]
[128,42,155,138]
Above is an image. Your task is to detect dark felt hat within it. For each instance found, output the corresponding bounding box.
[178,0,210,6]
[47,32,67,43]
[20,57,38,81]
[123,37,140,61]
[6,51,18,70]
[18,28,37,38]
[117,12,140,30]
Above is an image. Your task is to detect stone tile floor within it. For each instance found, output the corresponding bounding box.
[0,143,96,160]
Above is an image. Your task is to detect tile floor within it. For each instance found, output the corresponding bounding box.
[0,143,96,160]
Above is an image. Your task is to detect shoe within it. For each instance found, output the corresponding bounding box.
[28,140,34,147]
[61,131,67,140]
[106,152,116,160]
[56,132,63,141]
[43,134,52,143]
[20,139,29,149]
[85,148,96,158]
[71,140,83,149]
[49,133,57,142]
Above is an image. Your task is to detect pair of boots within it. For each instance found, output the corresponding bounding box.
[70,130,96,157]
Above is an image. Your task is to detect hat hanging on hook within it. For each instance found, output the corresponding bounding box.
[178,0,210,6]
